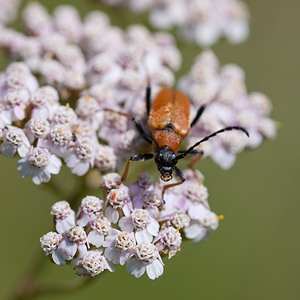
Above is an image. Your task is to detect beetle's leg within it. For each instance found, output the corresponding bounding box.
[190,105,206,128]
[161,166,185,202]
[121,153,154,183]
[104,109,152,144]
[146,84,151,116]
[177,149,204,170]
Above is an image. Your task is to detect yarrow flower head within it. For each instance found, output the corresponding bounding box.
[0,0,276,283]
[40,171,224,279]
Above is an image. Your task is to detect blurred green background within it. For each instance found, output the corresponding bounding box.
[1,0,299,299]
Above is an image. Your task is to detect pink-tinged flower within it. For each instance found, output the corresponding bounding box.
[104,229,136,265]
[154,226,182,258]
[73,250,114,277]
[126,241,164,280]
[184,211,221,243]
[64,136,96,176]
[179,51,276,169]
[100,172,122,190]
[30,86,59,120]
[163,172,210,222]
[39,124,74,158]
[25,118,50,144]
[105,185,132,223]
[129,172,153,198]
[22,2,52,36]
[159,210,191,230]
[40,231,69,265]
[57,225,88,263]
[94,144,117,172]
[53,5,83,44]
[132,189,162,218]
[4,89,30,121]
[5,62,39,93]
[51,200,76,234]
[53,105,77,126]
[76,196,104,227]
[119,208,159,243]
[17,146,62,184]
[87,216,112,247]
[170,211,191,229]
[0,126,30,158]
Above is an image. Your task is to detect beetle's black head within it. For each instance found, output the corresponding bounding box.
[154,146,178,182]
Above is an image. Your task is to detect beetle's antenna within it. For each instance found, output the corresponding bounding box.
[177,126,249,159]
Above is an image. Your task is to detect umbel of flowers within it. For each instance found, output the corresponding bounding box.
[0,1,277,282]
[40,170,221,279]
[0,3,276,183]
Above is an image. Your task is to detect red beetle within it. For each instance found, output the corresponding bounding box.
[106,86,248,196]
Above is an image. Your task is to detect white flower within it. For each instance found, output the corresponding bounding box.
[0,126,30,158]
[74,250,114,277]
[64,136,96,176]
[103,229,136,265]
[77,195,104,227]
[184,211,220,242]
[127,241,164,280]
[17,146,62,184]
[51,200,76,234]
[105,185,132,223]
[154,226,182,258]
[119,209,159,243]
[40,231,69,265]
[87,216,112,247]
[57,226,88,264]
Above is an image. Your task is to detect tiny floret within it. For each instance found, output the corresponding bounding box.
[81,251,113,277]
[51,201,72,219]
[40,231,63,255]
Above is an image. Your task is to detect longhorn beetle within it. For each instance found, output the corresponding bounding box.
[106,85,249,198]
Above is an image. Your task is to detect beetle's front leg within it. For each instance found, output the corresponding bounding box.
[121,153,154,183]
[161,166,185,203]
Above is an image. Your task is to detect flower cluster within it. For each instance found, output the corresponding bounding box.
[0,3,181,183]
[179,50,277,169]
[40,170,221,279]
[99,0,249,46]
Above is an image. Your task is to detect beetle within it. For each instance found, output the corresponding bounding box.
[106,85,249,197]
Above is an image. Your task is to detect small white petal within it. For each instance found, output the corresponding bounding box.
[52,250,70,265]
[88,231,105,247]
[47,155,62,174]
[0,143,16,158]
[184,223,207,242]
[105,206,119,223]
[188,203,207,221]
[146,259,164,280]
[71,160,90,176]
[76,213,90,227]
[118,217,134,232]
[17,143,30,158]
[56,213,76,234]
[135,229,153,243]
[126,257,145,278]
[78,244,88,258]
[147,219,159,236]
[104,247,121,264]
[58,238,77,258]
